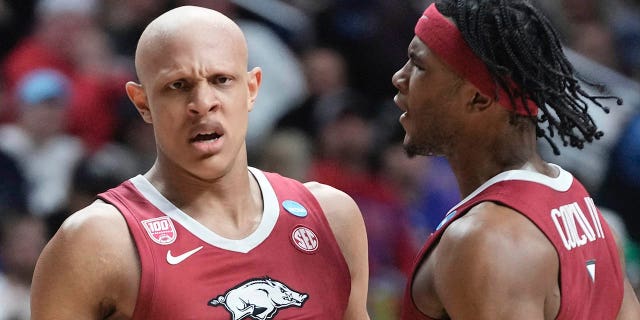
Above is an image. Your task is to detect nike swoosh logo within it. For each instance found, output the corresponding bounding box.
[166,246,204,265]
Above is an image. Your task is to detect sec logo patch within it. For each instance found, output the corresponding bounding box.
[291,226,318,253]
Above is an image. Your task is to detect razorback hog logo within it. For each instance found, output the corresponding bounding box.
[208,277,308,319]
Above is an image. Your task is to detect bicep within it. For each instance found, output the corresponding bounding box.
[434,205,557,319]
[617,277,640,320]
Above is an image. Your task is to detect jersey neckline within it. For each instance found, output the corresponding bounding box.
[448,163,573,215]
[128,167,279,253]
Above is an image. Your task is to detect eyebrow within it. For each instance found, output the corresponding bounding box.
[408,41,425,57]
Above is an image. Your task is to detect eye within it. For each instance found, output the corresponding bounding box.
[411,59,425,71]
[168,80,187,90]
[409,52,425,71]
[214,76,232,85]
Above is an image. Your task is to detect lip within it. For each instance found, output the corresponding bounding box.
[188,122,225,155]
[189,121,224,139]
[394,94,408,112]
[191,135,224,155]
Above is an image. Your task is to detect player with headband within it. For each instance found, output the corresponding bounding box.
[392,0,640,319]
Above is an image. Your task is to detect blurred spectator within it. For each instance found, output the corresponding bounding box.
[597,110,640,242]
[112,100,156,173]
[538,49,640,193]
[0,69,84,216]
[45,142,140,237]
[257,129,312,182]
[600,207,640,294]
[99,0,171,57]
[1,0,131,150]
[0,148,27,213]
[0,213,47,320]
[227,0,315,50]
[559,0,621,70]
[380,144,460,246]
[535,0,640,81]
[307,107,416,319]
[611,1,640,81]
[313,0,416,103]
[277,47,367,143]
[0,0,36,60]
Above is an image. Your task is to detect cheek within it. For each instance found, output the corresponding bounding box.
[407,74,431,105]
[150,107,184,144]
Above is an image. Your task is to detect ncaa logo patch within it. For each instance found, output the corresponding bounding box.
[291,225,318,253]
[435,210,457,231]
[141,216,177,245]
[282,200,307,217]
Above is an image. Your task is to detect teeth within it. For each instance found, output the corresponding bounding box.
[191,132,221,142]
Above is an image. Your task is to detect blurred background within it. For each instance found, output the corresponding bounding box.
[0,0,638,319]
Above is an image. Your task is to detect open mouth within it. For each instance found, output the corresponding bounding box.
[189,132,222,143]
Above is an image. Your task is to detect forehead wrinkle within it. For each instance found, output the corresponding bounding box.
[134,6,248,86]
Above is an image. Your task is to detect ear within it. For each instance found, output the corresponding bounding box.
[466,87,493,112]
[125,81,152,123]
[246,67,262,112]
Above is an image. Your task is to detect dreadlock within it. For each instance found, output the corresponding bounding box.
[435,0,622,155]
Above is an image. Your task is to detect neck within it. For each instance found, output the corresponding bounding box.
[144,155,263,238]
[447,115,552,197]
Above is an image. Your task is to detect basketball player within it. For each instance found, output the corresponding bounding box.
[392,0,640,319]
[31,6,370,319]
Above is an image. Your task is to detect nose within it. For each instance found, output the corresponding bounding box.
[392,61,409,92]
[188,82,219,115]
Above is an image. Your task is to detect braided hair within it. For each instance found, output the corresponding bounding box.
[435,0,622,155]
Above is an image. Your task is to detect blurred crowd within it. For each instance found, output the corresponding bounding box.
[0,0,638,319]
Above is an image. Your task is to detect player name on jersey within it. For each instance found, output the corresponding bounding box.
[551,197,605,251]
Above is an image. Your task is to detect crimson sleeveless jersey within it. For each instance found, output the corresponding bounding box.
[401,164,624,320]
[98,167,351,319]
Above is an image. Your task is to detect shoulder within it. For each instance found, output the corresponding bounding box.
[439,201,557,269]
[429,202,559,318]
[303,181,362,229]
[433,202,559,315]
[53,200,138,279]
[37,200,136,280]
[303,180,367,256]
[31,200,138,318]
[57,200,130,245]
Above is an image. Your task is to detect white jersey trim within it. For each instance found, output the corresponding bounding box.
[448,163,574,214]
[129,167,279,253]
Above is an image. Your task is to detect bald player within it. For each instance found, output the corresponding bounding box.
[31,6,370,320]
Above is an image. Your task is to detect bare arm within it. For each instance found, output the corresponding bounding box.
[31,201,139,320]
[305,182,370,320]
[614,231,640,319]
[617,278,640,319]
[432,202,559,319]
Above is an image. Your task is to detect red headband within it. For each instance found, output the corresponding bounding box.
[414,4,538,116]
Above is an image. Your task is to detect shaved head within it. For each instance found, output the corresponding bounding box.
[134,6,247,85]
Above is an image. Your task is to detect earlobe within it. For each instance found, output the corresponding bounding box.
[125,81,152,123]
